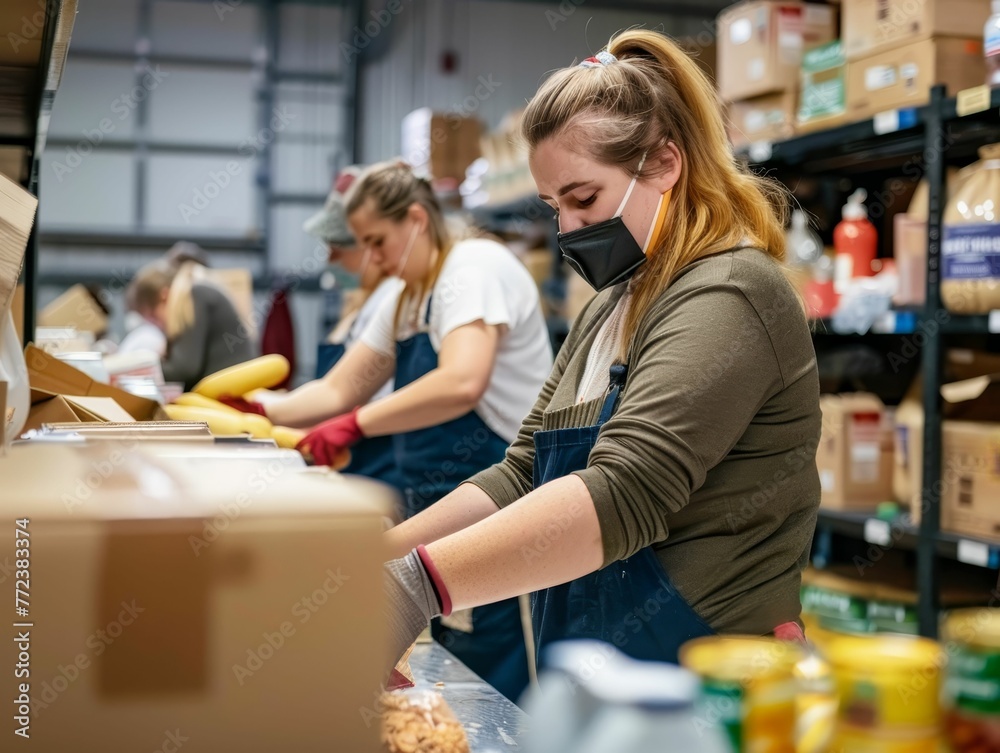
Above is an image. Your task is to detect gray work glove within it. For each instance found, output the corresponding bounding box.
[383,549,444,669]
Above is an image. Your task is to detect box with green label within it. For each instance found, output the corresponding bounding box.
[798,40,848,132]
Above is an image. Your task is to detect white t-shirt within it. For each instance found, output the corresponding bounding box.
[361,238,553,443]
[339,277,403,402]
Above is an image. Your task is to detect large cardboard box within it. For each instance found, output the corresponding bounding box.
[818,392,895,510]
[38,284,109,336]
[842,0,991,60]
[0,443,392,752]
[797,40,849,133]
[728,90,798,148]
[942,421,1000,542]
[22,389,137,434]
[402,108,482,184]
[717,1,837,102]
[845,37,986,121]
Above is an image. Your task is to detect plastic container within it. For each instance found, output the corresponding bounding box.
[942,143,1000,314]
[787,210,824,267]
[823,633,944,753]
[833,189,878,294]
[681,636,802,753]
[522,641,730,753]
[943,609,1000,753]
[987,0,1000,87]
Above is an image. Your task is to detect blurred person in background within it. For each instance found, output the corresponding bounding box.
[222,160,554,702]
[241,167,405,492]
[127,257,254,390]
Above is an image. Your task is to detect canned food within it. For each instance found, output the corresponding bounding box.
[943,609,1000,753]
[681,636,801,753]
[795,652,837,753]
[822,633,944,753]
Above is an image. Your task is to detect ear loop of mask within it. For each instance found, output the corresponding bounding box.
[394,221,421,277]
[612,150,648,218]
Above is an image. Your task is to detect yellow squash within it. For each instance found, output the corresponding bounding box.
[173,392,242,415]
[163,404,245,435]
[191,355,290,399]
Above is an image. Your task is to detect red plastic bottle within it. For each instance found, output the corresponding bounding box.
[833,188,878,294]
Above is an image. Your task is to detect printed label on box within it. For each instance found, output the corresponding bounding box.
[900,63,919,92]
[865,64,897,91]
[851,443,881,483]
[820,469,835,492]
[749,57,765,81]
[942,224,1000,280]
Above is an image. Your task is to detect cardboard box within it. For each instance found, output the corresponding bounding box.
[38,283,109,335]
[0,443,392,751]
[728,90,798,148]
[402,108,483,183]
[818,392,895,510]
[798,40,849,131]
[942,421,1000,542]
[894,213,927,306]
[842,0,991,60]
[846,37,986,120]
[894,350,1000,516]
[22,389,138,435]
[717,1,837,102]
[25,344,164,421]
[0,0,45,65]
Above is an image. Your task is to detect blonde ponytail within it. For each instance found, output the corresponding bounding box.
[164,260,207,339]
[520,29,789,359]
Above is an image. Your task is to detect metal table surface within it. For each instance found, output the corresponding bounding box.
[408,642,528,752]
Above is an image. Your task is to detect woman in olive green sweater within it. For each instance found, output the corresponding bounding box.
[376,29,822,672]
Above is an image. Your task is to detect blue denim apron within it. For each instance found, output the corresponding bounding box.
[313,340,402,493]
[531,363,715,665]
[394,295,530,703]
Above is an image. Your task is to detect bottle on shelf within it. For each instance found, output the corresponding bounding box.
[786,209,824,267]
[987,0,1000,87]
[833,188,878,295]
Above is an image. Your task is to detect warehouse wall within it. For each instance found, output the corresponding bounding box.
[355,0,709,163]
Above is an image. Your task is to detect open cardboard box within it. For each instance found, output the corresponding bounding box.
[25,344,165,422]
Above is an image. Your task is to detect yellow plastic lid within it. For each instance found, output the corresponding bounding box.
[944,609,1000,650]
[680,636,803,683]
[821,634,943,674]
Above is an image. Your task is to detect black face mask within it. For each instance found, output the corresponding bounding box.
[557,152,648,292]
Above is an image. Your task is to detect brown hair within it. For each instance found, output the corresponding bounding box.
[127,259,207,339]
[520,29,789,358]
[345,161,453,333]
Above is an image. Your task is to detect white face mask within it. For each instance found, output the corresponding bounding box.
[393,222,421,278]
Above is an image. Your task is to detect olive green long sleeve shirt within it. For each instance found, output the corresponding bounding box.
[468,247,821,634]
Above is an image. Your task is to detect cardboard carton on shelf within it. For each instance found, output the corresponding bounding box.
[942,420,1000,542]
[797,39,850,133]
[845,37,986,121]
[717,0,837,102]
[402,107,482,184]
[728,89,798,149]
[817,392,895,510]
[678,36,718,84]
[896,350,1000,521]
[841,0,991,60]
[38,283,109,336]
[0,443,393,752]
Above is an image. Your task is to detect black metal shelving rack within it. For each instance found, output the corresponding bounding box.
[738,84,1000,638]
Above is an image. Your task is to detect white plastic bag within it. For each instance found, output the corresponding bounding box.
[0,306,29,446]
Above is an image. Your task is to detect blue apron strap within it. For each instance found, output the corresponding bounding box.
[596,363,628,425]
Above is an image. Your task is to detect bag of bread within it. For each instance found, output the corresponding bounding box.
[942,143,1000,314]
[381,689,470,753]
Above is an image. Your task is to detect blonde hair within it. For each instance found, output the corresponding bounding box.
[345,161,453,332]
[521,29,789,358]
[127,259,207,339]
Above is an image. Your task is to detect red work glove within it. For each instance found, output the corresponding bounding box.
[218,395,268,416]
[296,407,365,467]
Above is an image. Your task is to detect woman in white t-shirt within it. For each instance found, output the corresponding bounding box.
[233,161,552,702]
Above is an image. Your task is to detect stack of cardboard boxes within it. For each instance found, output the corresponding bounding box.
[816,350,1000,545]
[718,0,991,149]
